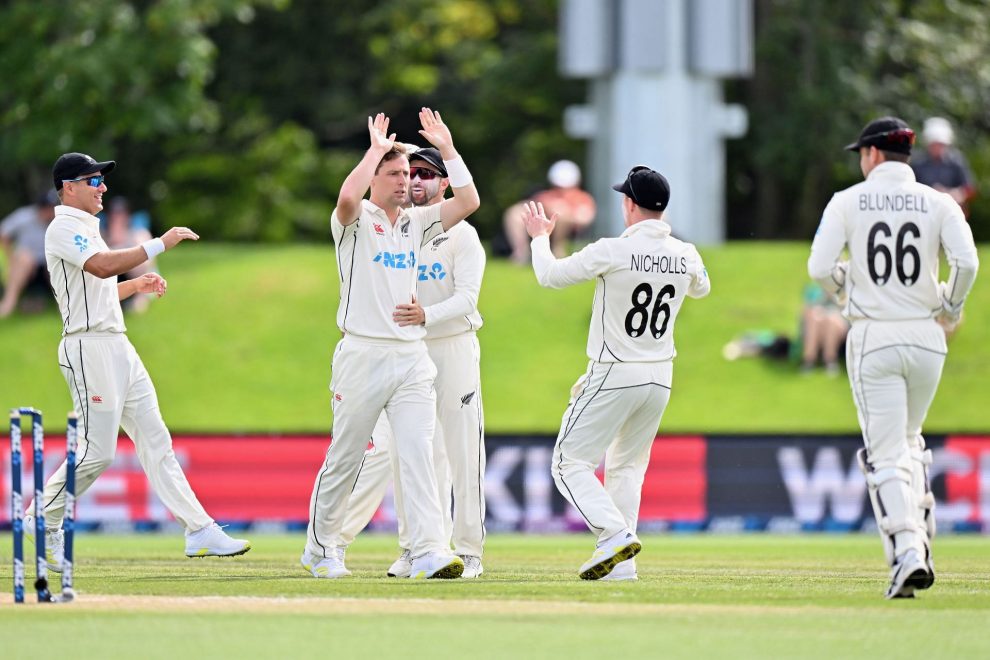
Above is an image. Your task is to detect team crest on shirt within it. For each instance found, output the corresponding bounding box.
[431,236,449,250]
[460,391,475,407]
[73,235,89,252]
[400,220,410,236]
[373,223,385,236]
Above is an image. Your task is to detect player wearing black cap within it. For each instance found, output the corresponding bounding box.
[522,165,710,581]
[28,152,251,567]
[809,117,979,599]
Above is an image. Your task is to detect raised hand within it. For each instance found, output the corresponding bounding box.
[369,113,397,152]
[418,107,454,153]
[522,200,558,239]
[160,227,200,249]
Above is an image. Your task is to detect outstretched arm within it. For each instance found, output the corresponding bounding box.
[84,227,199,279]
[418,108,480,229]
[336,113,396,226]
[523,201,608,288]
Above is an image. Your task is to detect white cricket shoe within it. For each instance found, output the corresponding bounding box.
[579,531,642,580]
[885,548,932,599]
[387,549,412,578]
[22,515,64,572]
[601,558,638,582]
[409,552,464,579]
[184,523,251,557]
[300,547,351,579]
[459,555,484,578]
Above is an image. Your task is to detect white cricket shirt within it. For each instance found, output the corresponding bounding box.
[45,205,126,336]
[809,161,979,321]
[532,219,710,363]
[331,199,444,341]
[418,221,485,339]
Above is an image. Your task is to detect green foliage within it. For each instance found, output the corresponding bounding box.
[161,115,343,241]
[0,0,284,215]
[4,1,990,241]
[733,0,990,240]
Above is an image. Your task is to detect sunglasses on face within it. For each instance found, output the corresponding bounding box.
[63,175,105,188]
[409,167,441,181]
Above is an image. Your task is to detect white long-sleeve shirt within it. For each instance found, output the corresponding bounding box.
[532,219,709,363]
[418,220,485,339]
[808,161,979,321]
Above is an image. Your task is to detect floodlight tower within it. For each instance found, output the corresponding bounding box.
[560,0,753,244]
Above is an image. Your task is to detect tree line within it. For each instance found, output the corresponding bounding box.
[2,0,987,243]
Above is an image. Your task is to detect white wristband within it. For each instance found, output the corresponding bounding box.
[443,156,473,188]
[142,238,165,259]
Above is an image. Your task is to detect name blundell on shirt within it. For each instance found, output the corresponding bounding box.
[858,193,929,213]
[630,253,687,274]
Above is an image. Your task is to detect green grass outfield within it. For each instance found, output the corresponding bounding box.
[2,242,988,433]
[0,533,988,659]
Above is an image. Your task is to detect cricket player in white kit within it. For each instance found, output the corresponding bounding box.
[338,147,487,579]
[523,166,710,580]
[29,152,250,568]
[808,117,979,599]
[301,110,480,579]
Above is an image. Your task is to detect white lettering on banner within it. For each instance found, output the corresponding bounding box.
[777,447,866,523]
[484,446,523,525]
[523,446,553,530]
[930,447,973,523]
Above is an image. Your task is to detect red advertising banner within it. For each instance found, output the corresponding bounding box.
[942,436,990,525]
[1,433,986,531]
[1,435,331,525]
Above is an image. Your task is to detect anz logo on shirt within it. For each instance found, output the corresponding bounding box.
[373,251,416,270]
[73,235,89,253]
[418,262,447,281]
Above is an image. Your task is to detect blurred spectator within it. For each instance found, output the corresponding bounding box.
[102,197,156,313]
[721,283,849,377]
[503,160,596,264]
[0,189,58,318]
[911,117,976,215]
[798,282,848,376]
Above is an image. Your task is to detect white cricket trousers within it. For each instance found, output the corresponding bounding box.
[306,336,448,559]
[847,319,946,560]
[340,333,486,557]
[36,333,213,532]
[847,320,946,473]
[552,360,672,545]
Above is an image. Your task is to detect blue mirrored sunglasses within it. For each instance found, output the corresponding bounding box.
[63,175,105,188]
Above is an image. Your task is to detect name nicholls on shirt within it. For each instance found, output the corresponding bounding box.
[630,254,688,274]
[858,193,929,213]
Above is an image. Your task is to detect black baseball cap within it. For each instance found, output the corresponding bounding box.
[410,147,447,177]
[53,152,116,190]
[844,117,915,155]
[612,165,670,211]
